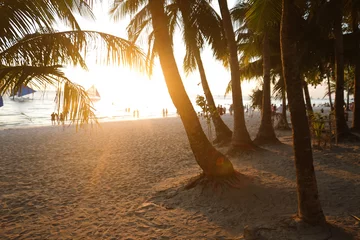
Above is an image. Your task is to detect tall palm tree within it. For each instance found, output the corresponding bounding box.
[280,0,325,225]
[303,79,314,115]
[119,0,233,144]
[232,0,281,145]
[352,11,360,131]
[112,0,236,177]
[253,30,279,144]
[177,0,233,144]
[273,75,290,130]
[333,0,350,139]
[217,0,254,151]
[0,0,146,126]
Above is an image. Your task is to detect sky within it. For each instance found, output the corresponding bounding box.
[63,0,328,103]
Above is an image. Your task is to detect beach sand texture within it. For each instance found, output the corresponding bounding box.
[0,114,359,239]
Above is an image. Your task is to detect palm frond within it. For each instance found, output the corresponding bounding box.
[1,30,147,72]
[0,65,97,128]
[0,0,93,45]
[110,0,149,21]
[245,0,281,33]
[240,59,263,80]
[126,5,152,43]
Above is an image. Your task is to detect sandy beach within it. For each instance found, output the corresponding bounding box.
[0,113,359,239]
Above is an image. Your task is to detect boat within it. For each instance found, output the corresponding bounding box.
[86,85,101,101]
[10,85,36,101]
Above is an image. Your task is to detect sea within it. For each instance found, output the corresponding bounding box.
[0,91,330,130]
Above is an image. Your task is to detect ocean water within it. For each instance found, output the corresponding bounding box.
[0,91,330,130]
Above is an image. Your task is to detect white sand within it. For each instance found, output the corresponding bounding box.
[0,113,359,239]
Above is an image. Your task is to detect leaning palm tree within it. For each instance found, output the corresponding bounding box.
[0,0,146,126]
[217,0,254,151]
[111,0,237,179]
[122,0,233,144]
[176,0,233,144]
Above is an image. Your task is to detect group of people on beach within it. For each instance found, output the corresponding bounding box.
[125,108,140,118]
[50,112,65,125]
[217,105,226,115]
[162,108,168,117]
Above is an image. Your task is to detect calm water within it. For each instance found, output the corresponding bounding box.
[0,91,330,130]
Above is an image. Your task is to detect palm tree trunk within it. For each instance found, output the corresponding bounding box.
[346,87,350,111]
[281,0,325,225]
[254,32,278,144]
[327,73,333,109]
[148,0,234,177]
[282,90,289,125]
[353,60,360,130]
[194,50,233,144]
[217,0,253,149]
[351,7,360,131]
[303,80,313,115]
[352,7,360,131]
[276,86,291,130]
[334,2,350,139]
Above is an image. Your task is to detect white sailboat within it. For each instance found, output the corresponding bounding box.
[86,85,101,101]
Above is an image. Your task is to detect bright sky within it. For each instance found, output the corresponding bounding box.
[63,0,327,104]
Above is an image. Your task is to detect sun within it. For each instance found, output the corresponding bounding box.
[67,65,173,115]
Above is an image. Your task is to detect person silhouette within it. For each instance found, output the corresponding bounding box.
[51,112,56,125]
[59,113,64,125]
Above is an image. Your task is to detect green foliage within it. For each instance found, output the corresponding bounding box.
[249,88,263,110]
[196,95,214,123]
[0,0,147,128]
[196,95,216,140]
[310,112,326,142]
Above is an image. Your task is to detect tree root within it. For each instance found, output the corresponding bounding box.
[184,171,247,192]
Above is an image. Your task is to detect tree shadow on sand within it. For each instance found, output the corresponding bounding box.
[147,172,356,239]
[143,140,359,239]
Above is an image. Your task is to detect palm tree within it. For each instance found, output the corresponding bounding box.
[119,0,233,144]
[253,31,279,144]
[280,0,325,225]
[177,0,233,144]
[273,75,290,130]
[111,0,236,178]
[352,18,360,131]
[0,0,146,126]
[333,0,350,139]
[217,0,254,151]
[232,0,281,145]
[302,79,314,116]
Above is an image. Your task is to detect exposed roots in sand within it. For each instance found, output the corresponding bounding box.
[184,171,247,192]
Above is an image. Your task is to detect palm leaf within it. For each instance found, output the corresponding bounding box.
[0,65,96,128]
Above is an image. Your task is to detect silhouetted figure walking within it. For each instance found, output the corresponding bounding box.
[51,112,56,125]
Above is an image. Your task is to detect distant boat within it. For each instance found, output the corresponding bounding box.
[86,85,101,101]
[10,85,36,101]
